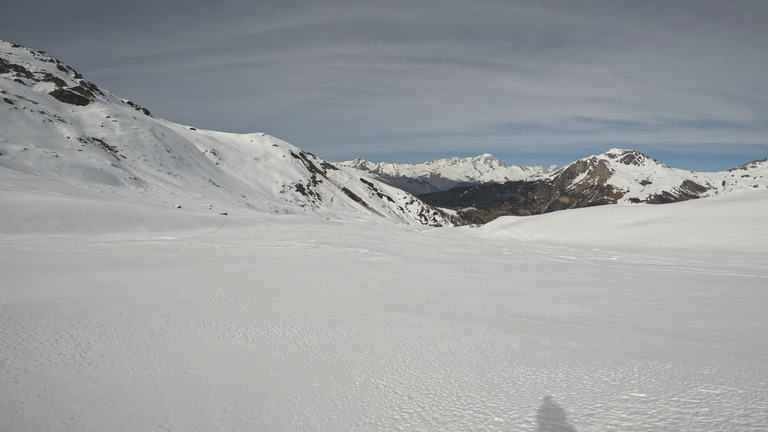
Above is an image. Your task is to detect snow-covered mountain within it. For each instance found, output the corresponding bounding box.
[551,148,767,203]
[551,148,713,204]
[719,157,768,192]
[0,40,450,227]
[338,154,554,195]
[419,148,768,223]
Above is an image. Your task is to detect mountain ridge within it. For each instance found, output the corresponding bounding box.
[337,154,555,195]
[0,40,451,227]
[4,40,765,228]
[418,148,768,223]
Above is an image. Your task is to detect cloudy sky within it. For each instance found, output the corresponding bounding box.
[3,0,767,170]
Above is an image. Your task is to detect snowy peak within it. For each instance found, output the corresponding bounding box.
[553,149,768,204]
[338,153,552,195]
[716,157,768,193]
[1,40,152,116]
[551,149,714,205]
[343,153,549,180]
[727,157,768,172]
[600,148,669,168]
[552,149,669,188]
[1,40,450,227]
[0,41,96,100]
[436,153,500,169]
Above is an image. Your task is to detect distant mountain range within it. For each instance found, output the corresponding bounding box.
[346,149,768,223]
[338,154,555,195]
[3,40,766,228]
[0,40,450,227]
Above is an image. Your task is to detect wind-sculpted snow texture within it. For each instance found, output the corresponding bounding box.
[2,186,767,431]
[0,40,449,227]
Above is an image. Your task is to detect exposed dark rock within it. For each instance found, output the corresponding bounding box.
[69,84,96,99]
[0,58,34,79]
[360,178,395,203]
[680,179,708,195]
[321,161,339,171]
[41,73,66,87]
[76,80,103,97]
[123,99,152,116]
[49,88,90,106]
[77,136,119,159]
[341,187,384,217]
[727,157,768,171]
[290,150,328,178]
[292,181,322,202]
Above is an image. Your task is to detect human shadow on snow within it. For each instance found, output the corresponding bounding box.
[535,395,578,432]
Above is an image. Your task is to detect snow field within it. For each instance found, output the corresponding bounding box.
[2,189,768,431]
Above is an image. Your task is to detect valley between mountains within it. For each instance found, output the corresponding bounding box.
[342,150,768,223]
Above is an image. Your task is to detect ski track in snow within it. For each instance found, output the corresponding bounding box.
[2,217,768,432]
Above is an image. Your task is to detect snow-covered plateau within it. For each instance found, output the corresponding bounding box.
[2,185,767,431]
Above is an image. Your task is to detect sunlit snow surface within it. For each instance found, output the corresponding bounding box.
[2,188,767,431]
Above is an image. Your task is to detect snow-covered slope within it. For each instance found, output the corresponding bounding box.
[2,182,767,431]
[338,154,554,195]
[0,40,449,227]
[715,157,768,193]
[482,188,768,263]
